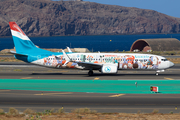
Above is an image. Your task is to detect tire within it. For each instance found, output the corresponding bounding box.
[88,70,93,76]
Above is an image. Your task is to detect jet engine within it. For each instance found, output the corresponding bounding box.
[101,64,118,74]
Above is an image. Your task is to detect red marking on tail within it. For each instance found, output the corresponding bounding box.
[9,22,26,36]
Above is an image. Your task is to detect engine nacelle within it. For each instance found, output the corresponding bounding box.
[101,64,118,74]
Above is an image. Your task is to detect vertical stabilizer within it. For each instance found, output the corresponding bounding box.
[9,22,37,54]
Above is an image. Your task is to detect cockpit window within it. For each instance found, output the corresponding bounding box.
[161,59,168,61]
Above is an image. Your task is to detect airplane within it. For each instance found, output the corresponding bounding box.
[9,22,174,76]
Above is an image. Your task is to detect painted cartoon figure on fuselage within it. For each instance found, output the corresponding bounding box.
[39,53,165,70]
[9,22,174,76]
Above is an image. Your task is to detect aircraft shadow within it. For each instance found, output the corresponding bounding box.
[31,73,63,75]
[88,73,180,77]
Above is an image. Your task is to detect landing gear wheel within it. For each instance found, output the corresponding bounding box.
[88,70,93,76]
[156,73,158,76]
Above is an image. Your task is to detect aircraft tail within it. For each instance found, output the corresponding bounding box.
[9,22,37,54]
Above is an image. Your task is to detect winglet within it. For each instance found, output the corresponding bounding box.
[62,50,71,61]
[67,47,72,53]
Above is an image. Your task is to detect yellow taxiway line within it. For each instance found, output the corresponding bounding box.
[109,94,125,97]
[164,77,174,80]
[21,77,32,79]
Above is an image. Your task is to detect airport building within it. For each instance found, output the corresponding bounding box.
[130,38,180,52]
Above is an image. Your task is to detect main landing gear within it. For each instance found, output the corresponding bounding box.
[88,70,93,76]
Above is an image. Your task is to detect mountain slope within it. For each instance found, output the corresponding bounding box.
[0,0,180,36]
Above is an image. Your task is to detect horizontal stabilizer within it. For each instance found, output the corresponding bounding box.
[10,50,28,56]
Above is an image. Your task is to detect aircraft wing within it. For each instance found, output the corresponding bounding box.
[62,50,102,70]
[75,61,102,70]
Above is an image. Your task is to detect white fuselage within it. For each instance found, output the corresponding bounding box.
[32,53,174,71]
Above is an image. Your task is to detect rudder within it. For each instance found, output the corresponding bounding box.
[9,22,37,54]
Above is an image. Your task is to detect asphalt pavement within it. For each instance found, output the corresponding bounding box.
[0,62,180,113]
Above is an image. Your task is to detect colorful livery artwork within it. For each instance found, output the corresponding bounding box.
[9,22,174,76]
[41,54,160,70]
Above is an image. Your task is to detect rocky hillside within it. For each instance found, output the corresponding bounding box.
[0,0,180,36]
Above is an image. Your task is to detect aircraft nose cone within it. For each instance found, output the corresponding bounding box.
[169,62,174,67]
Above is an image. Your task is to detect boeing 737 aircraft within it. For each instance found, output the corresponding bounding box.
[9,22,174,76]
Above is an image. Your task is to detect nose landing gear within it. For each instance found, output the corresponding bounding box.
[156,72,158,76]
[156,70,165,76]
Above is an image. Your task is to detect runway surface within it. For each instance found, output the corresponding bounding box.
[0,90,180,113]
[0,62,180,113]
[0,62,180,80]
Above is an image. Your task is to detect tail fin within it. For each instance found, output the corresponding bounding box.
[9,22,37,54]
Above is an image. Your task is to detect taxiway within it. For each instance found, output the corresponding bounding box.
[0,62,180,113]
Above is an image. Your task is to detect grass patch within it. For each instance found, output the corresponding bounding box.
[13,69,22,72]
[8,107,18,116]
[167,58,180,64]
[0,108,180,119]
[152,109,159,114]
[170,111,173,114]
[23,108,34,114]
[72,108,97,114]
[0,57,21,62]
[57,108,65,114]
[0,109,5,115]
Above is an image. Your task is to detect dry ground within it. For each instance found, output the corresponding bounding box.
[0,57,21,62]
[167,58,180,64]
[0,113,180,120]
[0,108,179,120]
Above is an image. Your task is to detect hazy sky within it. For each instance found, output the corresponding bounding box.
[83,0,180,18]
